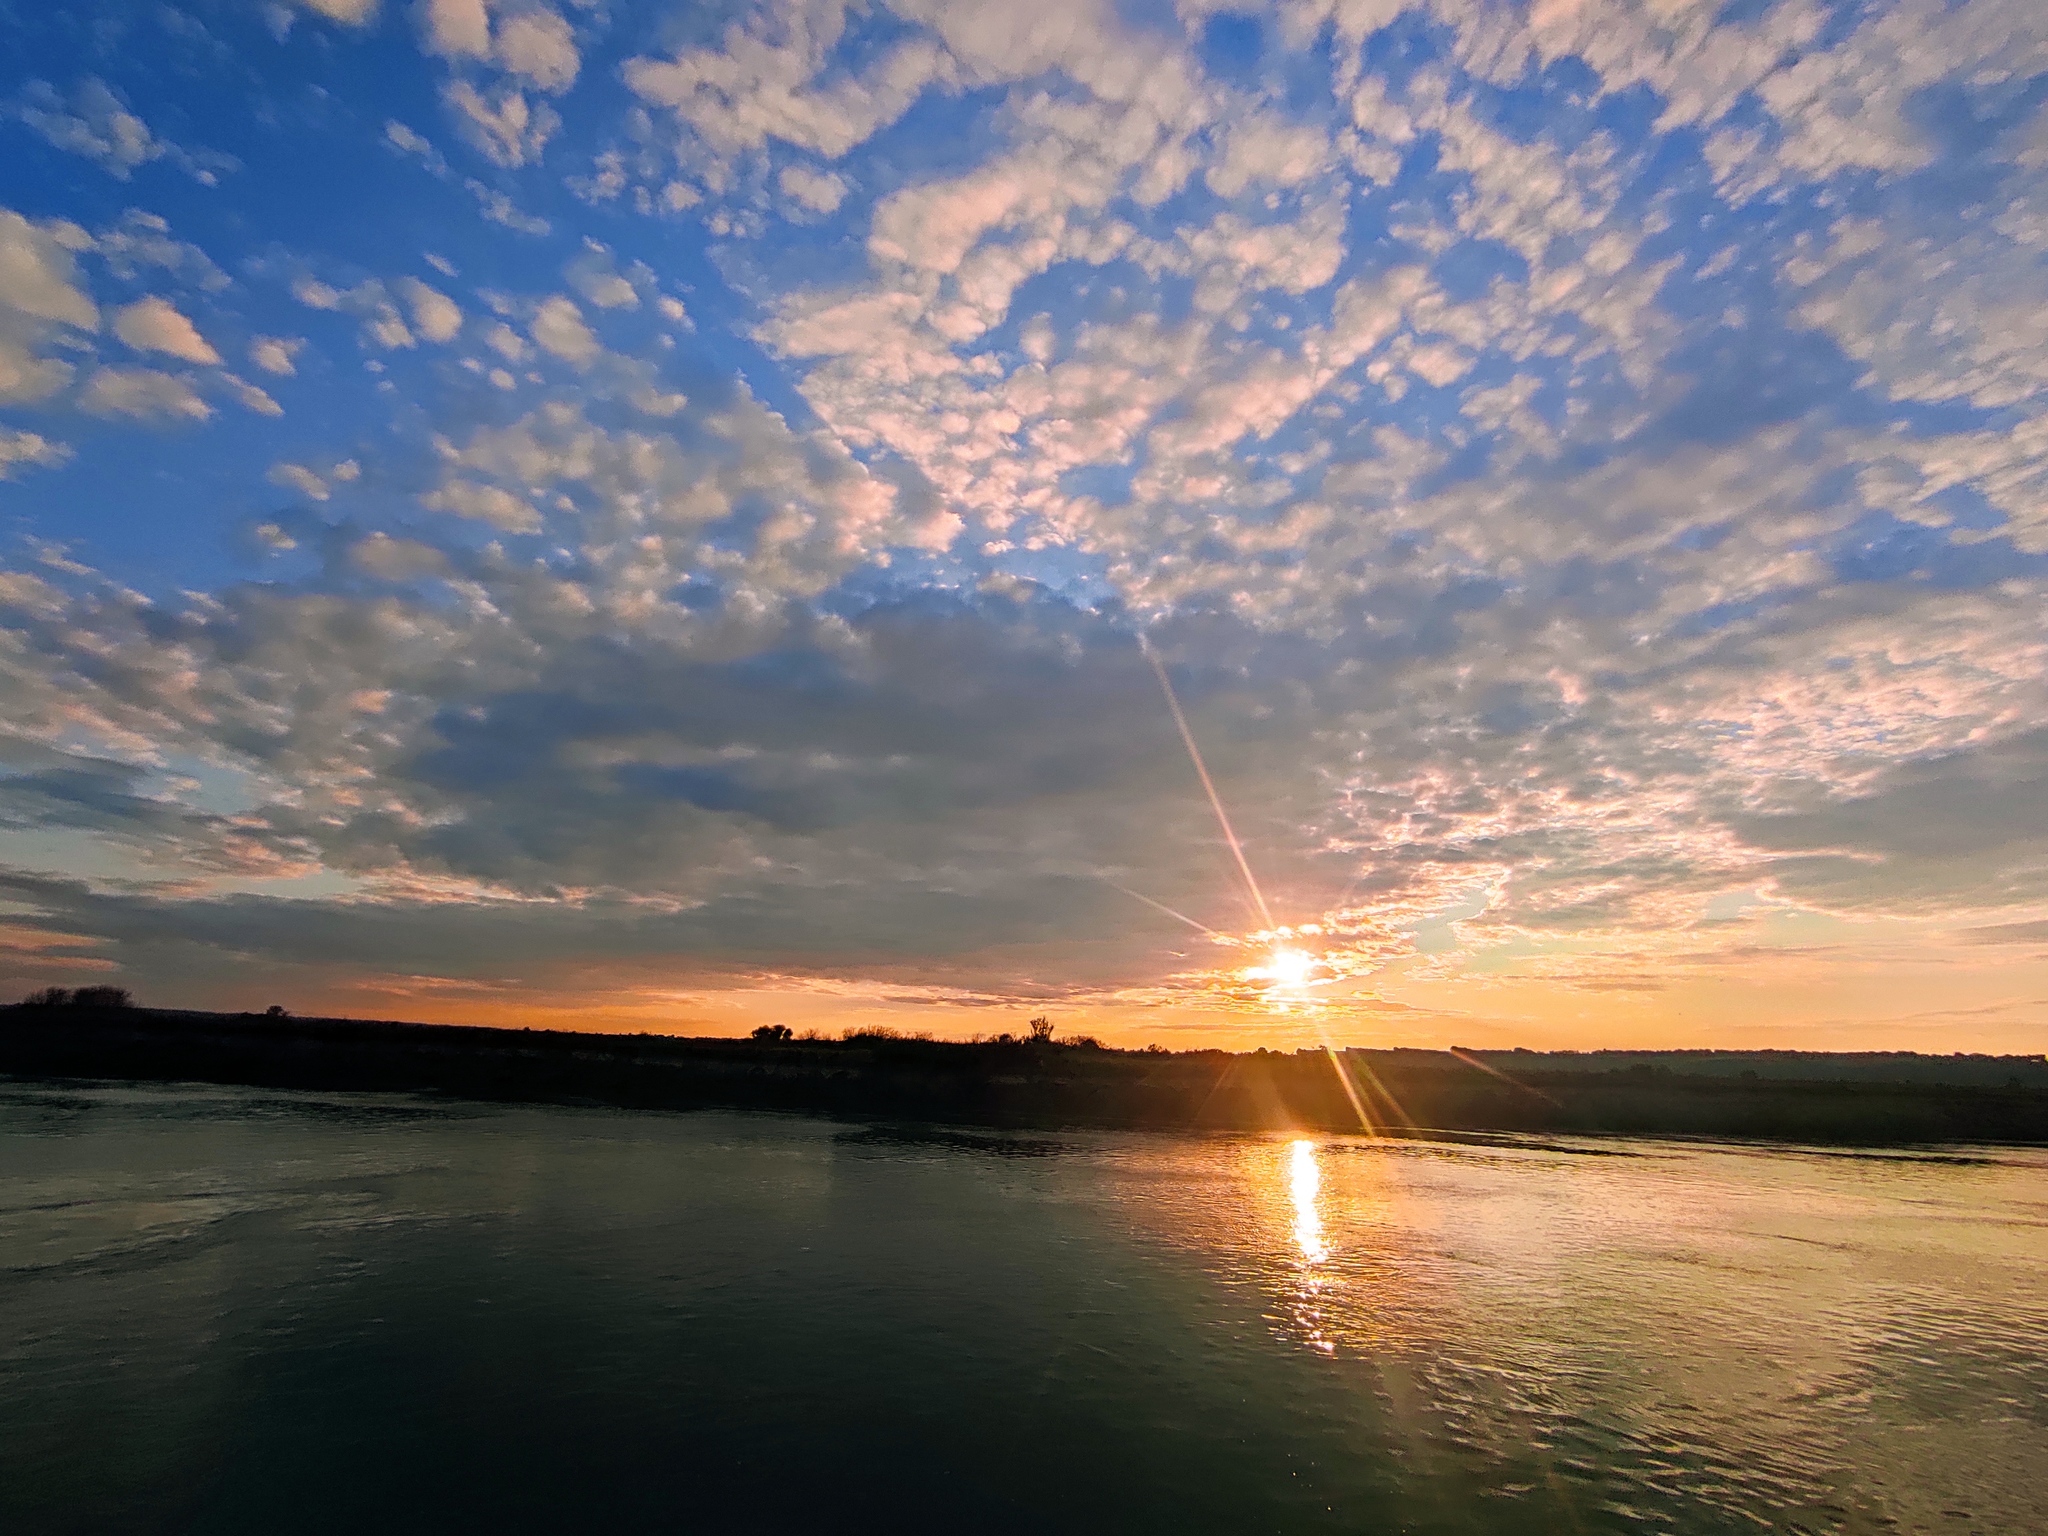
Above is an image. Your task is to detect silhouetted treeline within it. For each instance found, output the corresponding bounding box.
[1,1003,2043,1146]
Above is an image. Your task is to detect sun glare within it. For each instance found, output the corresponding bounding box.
[1267,947,1315,990]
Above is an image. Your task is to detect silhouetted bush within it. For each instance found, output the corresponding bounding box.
[750,1023,793,1042]
[1027,1015,1055,1043]
[22,985,132,1008]
[266,1005,289,1019]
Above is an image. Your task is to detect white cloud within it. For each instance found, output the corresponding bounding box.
[384,117,451,175]
[466,179,552,234]
[482,320,528,361]
[444,80,559,168]
[0,206,98,404]
[1407,340,1473,388]
[495,10,579,92]
[422,478,542,532]
[112,296,221,365]
[293,276,416,349]
[0,209,96,329]
[779,163,849,214]
[81,366,212,422]
[1205,115,1330,197]
[397,276,464,342]
[623,1,957,175]
[421,1,578,90]
[298,0,380,24]
[249,336,306,375]
[565,247,639,310]
[421,0,490,59]
[530,294,599,365]
[270,462,333,501]
[0,430,70,479]
[222,373,284,417]
[351,532,449,579]
[15,78,161,180]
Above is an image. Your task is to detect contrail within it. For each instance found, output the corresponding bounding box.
[1140,633,1276,932]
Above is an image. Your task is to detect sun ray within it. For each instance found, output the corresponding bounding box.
[1099,878,1226,938]
[1140,633,1275,932]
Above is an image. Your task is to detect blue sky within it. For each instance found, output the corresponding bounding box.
[2,0,2046,1049]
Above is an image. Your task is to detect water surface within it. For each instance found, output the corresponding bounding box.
[2,1081,2042,1534]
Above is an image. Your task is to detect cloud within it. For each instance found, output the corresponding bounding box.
[444,80,558,167]
[269,462,334,500]
[112,296,221,365]
[15,78,159,180]
[421,0,490,59]
[529,294,598,365]
[16,76,236,186]
[8,0,2048,1043]
[779,163,849,213]
[495,10,579,93]
[397,276,463,342]
[421,478,542,532]
[80,367,212,421]
[248,335,306,375]
[0,206,95,404]
[221,373,284,417]
[565,246,639,309]
[623,0,957,177]
[0,430,70,479]
[420,1,579,91]
[1205,114,1329,197]
[296,0,379,24]
[351,532,449,580]
[293,275,417,349]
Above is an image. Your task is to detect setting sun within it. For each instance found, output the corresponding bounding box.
[1264,948,1316,991]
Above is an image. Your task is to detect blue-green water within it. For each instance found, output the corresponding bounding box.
[2,1082,2043,1535]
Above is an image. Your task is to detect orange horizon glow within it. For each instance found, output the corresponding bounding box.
[104,928,2048,1056]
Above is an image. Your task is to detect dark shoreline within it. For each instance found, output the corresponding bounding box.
[4,1004,2045,1146]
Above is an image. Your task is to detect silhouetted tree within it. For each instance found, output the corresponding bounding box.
[1027,1015,1055,1043]
[23,986,71,1006]
[266,1005,289,1019]
[72,986,133,1008]
[751,1023,793,1042]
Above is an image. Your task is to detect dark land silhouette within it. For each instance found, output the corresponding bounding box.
[3,999,2044,1145]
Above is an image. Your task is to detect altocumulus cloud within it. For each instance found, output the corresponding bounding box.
[0,0,2045,1046]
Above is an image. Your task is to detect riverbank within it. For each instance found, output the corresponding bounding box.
[2,1004,2043,1145]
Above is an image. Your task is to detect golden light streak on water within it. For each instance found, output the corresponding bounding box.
[1285,1138,1336,1357]
[1289,1139,1327,1265]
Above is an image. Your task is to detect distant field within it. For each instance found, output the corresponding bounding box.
[3,1005,2043,1146]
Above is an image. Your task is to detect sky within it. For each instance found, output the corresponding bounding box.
[1,0,2046,1052]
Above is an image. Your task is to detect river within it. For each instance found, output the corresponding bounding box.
[2,1080,2042,1534]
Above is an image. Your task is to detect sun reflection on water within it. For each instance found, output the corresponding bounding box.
[1285,1138,1336,1355]
[1289,1139,1327,1264]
